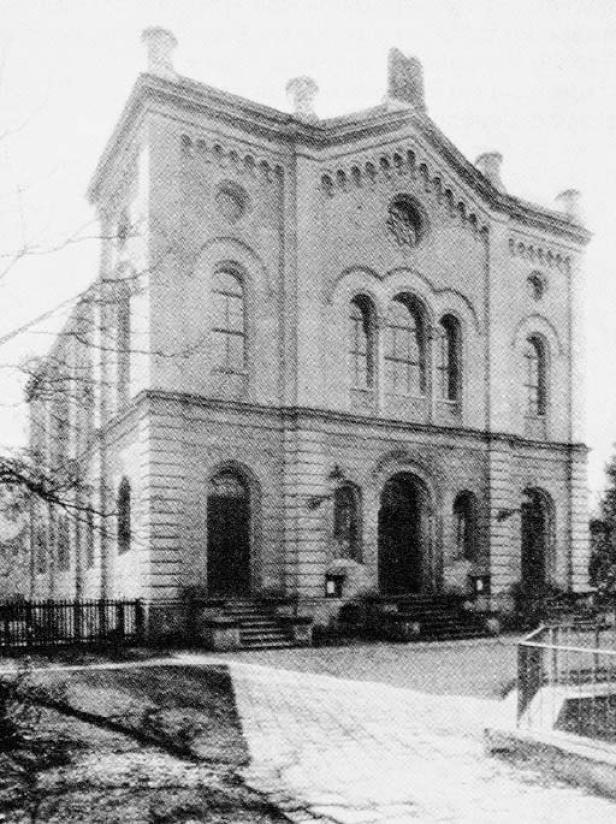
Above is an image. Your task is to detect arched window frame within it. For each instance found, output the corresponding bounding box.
[437,314,462,402]
[116,279,131,409]
[117,478,132,555]
[57,514,70,571]
[349,295,376,390]
[86,504,95,569]
[35,523,47,574]
[211,268,247,374]
[385,294,427,396]
[333,483,362,563]
[453,491,478,562]
[524,334,547,417]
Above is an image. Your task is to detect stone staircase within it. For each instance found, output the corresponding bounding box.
[222,600,296,649]
[385,594,489,641]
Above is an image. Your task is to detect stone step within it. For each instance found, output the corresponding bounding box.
[240,638,295,649]
[240,629,287,641]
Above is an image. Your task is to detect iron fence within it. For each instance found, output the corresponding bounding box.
[0,599,145,651]
[518,622,616,742]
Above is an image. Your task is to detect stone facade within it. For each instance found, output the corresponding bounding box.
[28,32,591,625]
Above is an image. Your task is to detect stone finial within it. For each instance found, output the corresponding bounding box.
[555,189,582,223]
[141,27,178,79]
[285,76,319,123]
[475,152,505,192]
[387,48,426,113]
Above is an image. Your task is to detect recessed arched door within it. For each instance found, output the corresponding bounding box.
[378,472,431,596]
[207,470,251,597]
[521,488,551,599]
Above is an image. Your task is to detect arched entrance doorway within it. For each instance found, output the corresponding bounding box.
[207,469,251,597]
[378,473,431,596]
[521,488,551,598]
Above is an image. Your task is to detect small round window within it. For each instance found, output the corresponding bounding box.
[215,182,249,224]
[528,272,546,301]
[387,196,425,248]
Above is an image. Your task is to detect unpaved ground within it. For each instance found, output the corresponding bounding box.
[212,635,521,698]
[0,664,286,823]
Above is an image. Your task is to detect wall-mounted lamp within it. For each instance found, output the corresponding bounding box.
[306,466,346,510]
[496,508,521,522]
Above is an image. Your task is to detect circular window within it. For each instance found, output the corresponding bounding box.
[387,195,425,248]
[215,182,249,223]
[528,272,546,300]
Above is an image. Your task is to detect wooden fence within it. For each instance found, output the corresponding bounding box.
[0,599,145,651]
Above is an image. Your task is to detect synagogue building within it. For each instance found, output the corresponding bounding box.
[28,30,591,633]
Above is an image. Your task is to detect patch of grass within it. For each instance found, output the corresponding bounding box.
[0,664,286,823]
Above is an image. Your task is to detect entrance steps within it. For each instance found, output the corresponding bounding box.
[385,594,489,641]
[221,600,296,649]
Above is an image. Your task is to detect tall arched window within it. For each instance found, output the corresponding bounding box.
[212,270,246,373]
[86,504,95,568]
[437,314,461,401]
[57,515,70,571]
[524,335,547,417]
[349,296,375,390]
[35,524,47,574]
[116,280,131,408]
[333,483,361,562]
[385,295,426,395]
[453,491,477,562]
[117,478,131,555]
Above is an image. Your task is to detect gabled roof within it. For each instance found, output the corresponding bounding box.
[88,72,590,246]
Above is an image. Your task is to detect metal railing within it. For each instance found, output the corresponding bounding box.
[0,599,145,651]
[518,622,616,742]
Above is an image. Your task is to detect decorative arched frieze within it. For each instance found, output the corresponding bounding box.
[508,237,571,273]
[179,132,284,186]
[318,143,489,240]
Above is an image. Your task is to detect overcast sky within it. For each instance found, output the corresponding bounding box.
[0,0,615,506]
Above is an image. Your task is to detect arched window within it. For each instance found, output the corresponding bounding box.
[437,314,461,401]
[212,270,246,373]
[524,335,547,417]
[35,524,46,574]
[116,281,131,408]
[57,515,70,571]
[86,504,95,568]
[333,484,361,562]
[117,478,131,554]
[385,295,426,395]
[349,296,375,390]
[453,491,477,562]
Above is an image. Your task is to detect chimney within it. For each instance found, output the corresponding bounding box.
[141,27,178,79]
[475,152,505,191]
[387,48,426,113]
[286,76,319,123]
[555,189,582,223]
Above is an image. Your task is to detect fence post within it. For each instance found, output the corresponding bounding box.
[74,600,82,644]
[135,599,145,642]
[25,601,33,648]
[98,599,108,642]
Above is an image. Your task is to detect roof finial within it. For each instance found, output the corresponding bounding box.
[141,28,178,79]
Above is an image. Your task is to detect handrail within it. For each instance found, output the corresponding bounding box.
[519,640,616,656]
